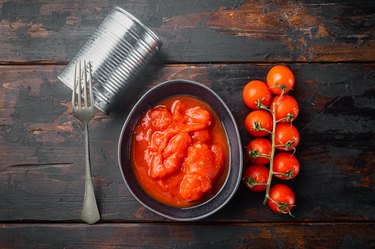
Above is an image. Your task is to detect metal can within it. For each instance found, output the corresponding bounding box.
[58,6,162,113]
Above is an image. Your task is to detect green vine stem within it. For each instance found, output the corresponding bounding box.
[263,90,284,205]
[267,196,295,217]
[273,170,295,179]
[253,121,273,134]
[248,149,271,160]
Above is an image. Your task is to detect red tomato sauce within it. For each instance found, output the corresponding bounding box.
[131,95,229,207]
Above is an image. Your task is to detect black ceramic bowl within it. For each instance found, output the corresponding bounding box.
[118,79,242,221]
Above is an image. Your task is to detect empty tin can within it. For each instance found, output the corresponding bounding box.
[58,6,162,113]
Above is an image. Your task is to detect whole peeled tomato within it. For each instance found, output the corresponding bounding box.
[243,165,269,192]
[245,110,273,137]
[274,123,300,151]
[243,80,272,109]
[267,65,294,95]
[247,138,272,165]
[270,95,299,123]
[267,184,295,214]
[273,152,300,180]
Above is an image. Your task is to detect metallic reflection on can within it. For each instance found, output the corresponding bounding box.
[58,7,162,113]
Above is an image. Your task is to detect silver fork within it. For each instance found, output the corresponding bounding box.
[72,60,100,224]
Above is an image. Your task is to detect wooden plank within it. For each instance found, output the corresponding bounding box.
[0,223,374,248]
[0,63,374,222]
[0,0,374,63]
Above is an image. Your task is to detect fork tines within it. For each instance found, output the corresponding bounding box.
[73,59,94,109]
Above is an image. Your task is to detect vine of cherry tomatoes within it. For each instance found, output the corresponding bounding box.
[242,65,299,216]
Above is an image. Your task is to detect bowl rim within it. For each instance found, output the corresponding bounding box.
[117,79,243,221]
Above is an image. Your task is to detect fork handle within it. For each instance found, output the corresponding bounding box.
[81,123,100,224]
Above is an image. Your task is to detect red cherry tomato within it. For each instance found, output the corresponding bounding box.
[272,153,300,180]
[247,138,272,165]
[274,123,300,151]
[243,80,272,109]
[267,184,295,214]
[270,95,299,122]
[243,165,269,192]
[245,110,273,137]
[267,65,294,95]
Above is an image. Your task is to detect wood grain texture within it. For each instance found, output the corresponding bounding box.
[0,223,374,249]
[1,63,374,222]
[0,0,374,63]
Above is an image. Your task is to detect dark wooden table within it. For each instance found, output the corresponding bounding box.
[1,0,374,248]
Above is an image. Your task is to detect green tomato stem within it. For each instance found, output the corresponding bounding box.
[263,100,277,204]
[248,150,271,159]
[263,90,284,205]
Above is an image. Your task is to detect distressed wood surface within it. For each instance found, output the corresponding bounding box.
[1,64,374,222]
[1,223,374,249]
[0,0,375,63]
[1,0,375,247]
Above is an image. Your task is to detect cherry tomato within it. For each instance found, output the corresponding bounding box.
[243,165,269,192]
[272,153,300,180]
[270,95,299,122]
[245,110,273,137]
[243,80,272,109]
[247,138,272,165]
[267,184,295,214]
[274,123,300,151]
[267,65,294,95]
